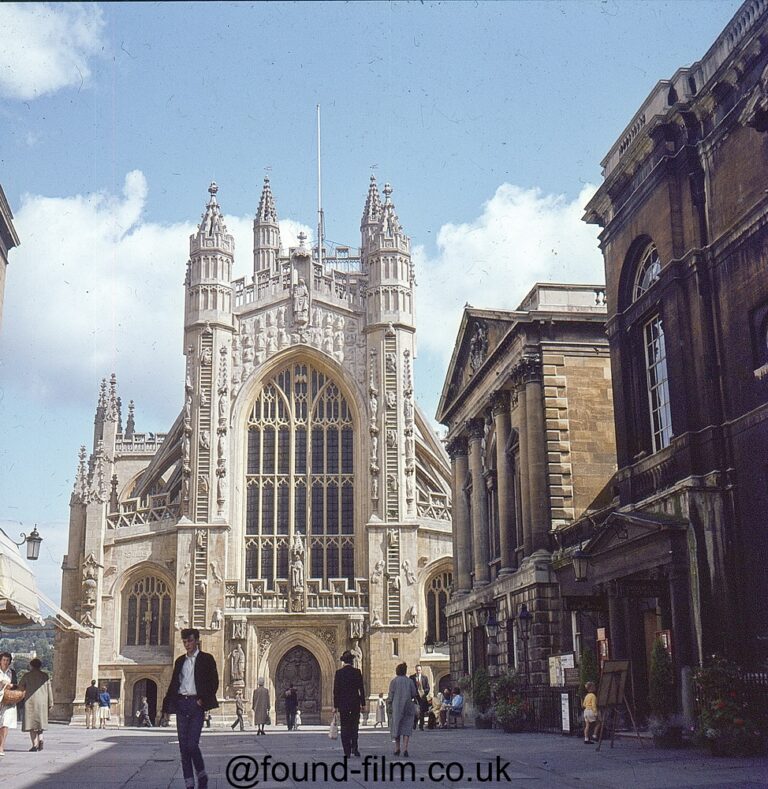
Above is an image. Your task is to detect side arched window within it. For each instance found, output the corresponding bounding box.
[425,570,453,645]
[633,243,661,300]
[124,576,172,647]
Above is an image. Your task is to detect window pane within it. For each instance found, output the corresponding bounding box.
[278,427,289,474]
[312,427,324,474]
[262,485,274,534]
[295,484,306,534]
[341,427,353,473]
[261,543,274,587]
[248,429,260,474]
[326,482,339,533]
[327,543,339,578]
[263,428,275,474]
[246,485,259,535]
[342,543,354,584]
[341,483,354,534]
[311,544,323,579]
[277,543,289,579]
[327,427,339,473]
[246,544,258,579]
[127,595,137,646]
[161,595,171,646]
[295,427,307,474]
[311,485,324,534]
[277,484,289,534]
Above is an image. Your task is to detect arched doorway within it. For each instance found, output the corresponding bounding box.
[131,678,158,726]
[275,646,321,725]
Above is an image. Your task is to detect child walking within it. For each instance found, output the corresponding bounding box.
[582,681,600,744]
[374,693,386,728]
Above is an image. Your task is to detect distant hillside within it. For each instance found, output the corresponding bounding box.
[0,616,57,673]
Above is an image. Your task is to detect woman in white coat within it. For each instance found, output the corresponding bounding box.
[387,662,417,758]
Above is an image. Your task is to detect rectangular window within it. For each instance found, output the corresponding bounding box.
[341,427,353,474]
[247,429,260,474]
[261,543,274,587]
[341,483,354,534]
[326,428,339,474]
[393,637,400,657]
[245,543,258,579]
[311,543,323,579]
[277,542,289,580]
[246,485,259,535]
[342,543,354,585]
[571,611,582,658]
[327,543,339,578]
[263,428,275,474]
[311,485,324,534]
[277,427,289,474]
[294,485,306,534]
[311,428,324,474]
[644,315,673,452]
[261,485,274,534]
[295,427,307,474]
[277,485,289,534]
[326,483,339,534]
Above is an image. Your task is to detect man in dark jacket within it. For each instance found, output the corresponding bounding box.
[410,664,430,731]
[333,650,366,758]
[161,629,219,789]
[283,685,298,730]
[84,680,99,729]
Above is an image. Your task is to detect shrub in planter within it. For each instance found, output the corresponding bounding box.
[495,695,532,733]
[648,638,682,747]
[471,668,492,727]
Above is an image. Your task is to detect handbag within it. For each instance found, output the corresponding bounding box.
[328,713,339,739]
[1,688,26,706]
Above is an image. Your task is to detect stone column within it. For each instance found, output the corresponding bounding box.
[447,436,471,595]
[669,566,695,678]
[521,355,549,552]
[607,587,627,659]
[491,390,515,574]
[467,418,490,587]
[514,380,533,557]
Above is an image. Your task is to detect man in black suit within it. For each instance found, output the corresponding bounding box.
[161,629,219,789]
[283,684,298,730]
[333,650,366,758]
[410,664,430,731]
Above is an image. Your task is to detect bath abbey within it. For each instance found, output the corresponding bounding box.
[51,177,453,724]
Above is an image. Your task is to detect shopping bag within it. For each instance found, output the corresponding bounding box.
[328,713,338,739]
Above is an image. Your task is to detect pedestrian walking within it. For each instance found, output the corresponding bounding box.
[230,691,245,731]
[97,685,111,729]
[84,680,99,729]
[388,662,417,758]
[137,696,153,727]
[18,658,53,751]
[374,692,387,728]
[294,709,302,730]
[333,649,366,758]
[0,652,19,757]
[161,627,219,789]
[409,664,430,731]
[251,677,270,736]
[283,684,298,731]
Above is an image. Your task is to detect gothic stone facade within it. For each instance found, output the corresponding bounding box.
[437,285,615,688]
[556,0,768,716]
[53,177,453,724]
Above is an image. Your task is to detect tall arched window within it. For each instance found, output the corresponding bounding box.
[124,576,172,647]
[425,570,453,644]
[632,242,672,452]
[245,362,355,588]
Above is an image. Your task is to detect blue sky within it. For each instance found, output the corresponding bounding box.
[0,1,741,603]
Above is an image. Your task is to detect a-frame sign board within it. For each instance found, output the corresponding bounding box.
[595,660,645,751]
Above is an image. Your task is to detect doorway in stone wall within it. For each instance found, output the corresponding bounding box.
[275,646,321,724]
[131,678,157,726]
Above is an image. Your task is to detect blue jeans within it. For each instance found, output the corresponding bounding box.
[176,697,207,787]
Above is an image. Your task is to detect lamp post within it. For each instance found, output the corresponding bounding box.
[485,609,500,678]
[0,523,43,560]
[516,603,532,686]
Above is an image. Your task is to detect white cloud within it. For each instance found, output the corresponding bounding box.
[1,174,313,428]
[0,3,106,101]
[414,183,605,365]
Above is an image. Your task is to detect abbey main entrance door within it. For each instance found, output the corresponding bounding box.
[275,646,321,724]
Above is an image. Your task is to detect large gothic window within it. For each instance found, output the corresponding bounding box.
[425,570,452,645]
[245,362,355,589]
[124,576,172,647]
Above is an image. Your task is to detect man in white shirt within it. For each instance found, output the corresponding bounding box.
[161,629,219,789]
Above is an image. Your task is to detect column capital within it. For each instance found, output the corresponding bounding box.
[490,389,510,417]
[512,353,542,385]
[465,417,485,441]
[446,436,469,459]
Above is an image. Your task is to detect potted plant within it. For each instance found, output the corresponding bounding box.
[495,694,532,733]
[648,638,682,747]
[695,656,763,757]
[579,646,598,695]
[471,668,493,728]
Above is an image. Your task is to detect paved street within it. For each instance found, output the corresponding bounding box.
[0,723,766,789]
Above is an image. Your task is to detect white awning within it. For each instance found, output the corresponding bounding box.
[0,530,45,626]
[0,532,92,637]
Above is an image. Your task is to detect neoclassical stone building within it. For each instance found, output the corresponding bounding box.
[555,0,768,713]
[437,284,616,688]
[53,176,453,724]
[0,183,20,331]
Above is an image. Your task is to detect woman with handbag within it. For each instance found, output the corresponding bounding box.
[387,662,418,759]
[0,651,21,757]
[18,658,53,751]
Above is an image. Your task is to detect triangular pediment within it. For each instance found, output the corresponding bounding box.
[583,510,687,557]
[436,307,522,423]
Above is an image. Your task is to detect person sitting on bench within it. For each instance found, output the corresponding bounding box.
[448,687,464,727]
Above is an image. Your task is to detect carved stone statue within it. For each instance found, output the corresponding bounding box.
[402,559,416,585]
[293,278,309,326]
[290,533,305,591]
[229,643,246,683]
[371,560,385,583]
[371,610,383,628]
[404,605,417,627]
[211,607,223,630]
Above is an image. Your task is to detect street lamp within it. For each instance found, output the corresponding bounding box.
[572,549,589,582]
[516,603,533,686]
[0,523,43,561]
[485,609,500,677]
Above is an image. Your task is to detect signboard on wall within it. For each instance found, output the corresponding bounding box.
[548,652,575,687]
[561,693,571,733]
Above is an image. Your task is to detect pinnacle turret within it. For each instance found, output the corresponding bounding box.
[255,176,278,224]
[195,182,230,242]
[380,182,402,237]
[361,174,382,226]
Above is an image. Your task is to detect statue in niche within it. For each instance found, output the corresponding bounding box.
[229,643,246,683]
[200,347,213,366]
[179,561,191,585]
[198,474,209,494]
[184,395,192,425]
[387,528,399,547]
[388,574,401,593]
[200,430,210,450]
[387,474,398,494]
[196,578,208,595]
[386,428,398,449]
[211,608,223,630]
[210,561,223,583]
[405,470,415,500]
[232,619,246,640]
[402,560,416,585]
[371,474,379,499]
[293,278,309,326]
[385,352,397,373]
[371,560,385,583]
[290,534,305,591]
[469,321,489,373]
[350,640,363,670]
[200,389,210,408]
[386,390,397,409]
[403,395,413,424]
[404,605,418,627]
[278,305,287,327]
[196,530,206,549]
[371,610,383,628]
[370,431,378,460]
